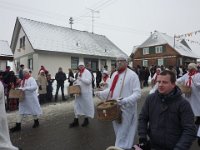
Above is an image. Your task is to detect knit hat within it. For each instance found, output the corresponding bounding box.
[188,63,197,70]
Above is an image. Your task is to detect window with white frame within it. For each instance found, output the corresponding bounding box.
[143,47,149,55]
[28,58,33,71]
[20,36,25,49]
[143,60,148,67]
[155,46,163,53]
[157,58,164,66]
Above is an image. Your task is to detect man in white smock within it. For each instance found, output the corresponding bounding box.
[96,56,141,150]
[177,63,200,125]
[10,68,42,132]
[69,62,94,128]
[0,81,19,150]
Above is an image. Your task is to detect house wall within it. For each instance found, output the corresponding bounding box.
[0,60,7,71]
[14,28,34,59]
[133,44,185,68]
[34,52,70,78]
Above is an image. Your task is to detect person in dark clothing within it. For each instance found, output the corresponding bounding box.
[68,68,74,86]
[46,74,54,102]
[95,69,102,88]
[3,66,12,110]
[143,67,150,87]
[55,67,67,101]
[136,70,197,150]
[8,71,18,111]
[18,64,24,80]
[68,68,74,98]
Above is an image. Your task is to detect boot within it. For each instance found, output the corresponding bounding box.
[54,95,58,102]
[69,118,79,128]
[198,137,200,146]
[81,118,89,127]
[10,123,21,133]
[32,119,39,128]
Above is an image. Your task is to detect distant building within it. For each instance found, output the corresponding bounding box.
[10,17,127,78]
[131,31,199,68]
[0,40,13,71]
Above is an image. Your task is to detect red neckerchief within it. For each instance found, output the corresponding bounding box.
[103,75,109,82]
[22,74,31,87]
[186,70,197,87]
[79,67,85,77]
[110,67,126,98]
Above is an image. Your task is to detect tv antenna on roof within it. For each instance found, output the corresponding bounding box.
[87,8,99,33]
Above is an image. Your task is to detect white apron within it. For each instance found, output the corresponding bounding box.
[177,72,200,116]
[19,77,42,115]
[74,69,94,118]
[0,81,18,150]
[99,68,141,149]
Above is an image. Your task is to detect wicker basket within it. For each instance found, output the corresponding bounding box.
[9,89,24,102]
[179,85,192,95]
[96,100,121,122]
[68,85,81,95]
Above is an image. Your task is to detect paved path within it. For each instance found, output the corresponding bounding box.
[8,87,199,150]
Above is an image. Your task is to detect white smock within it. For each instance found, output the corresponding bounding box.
[74,69,94,118]
[98,68,141,149]
[0,81,18,150]
[19,77,42,115]
[177,72,200,116]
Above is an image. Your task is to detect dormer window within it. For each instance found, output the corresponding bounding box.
[20,36,25,49]
[143,47,149,55]
[155,46,163,53]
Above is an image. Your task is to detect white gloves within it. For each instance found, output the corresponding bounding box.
[94,91,100,97]
[69,77,75,82]
[116,97,126,106]
[18,87,26,91]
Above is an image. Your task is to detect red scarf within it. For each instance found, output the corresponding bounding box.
[103,75,109,82]
[186,70,197,87]
[110,67,126,98]
[22,74,31,87]
[79,67,85,77]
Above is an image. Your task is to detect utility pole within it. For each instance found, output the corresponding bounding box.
[69,17,74,29]
[87,8,99,33]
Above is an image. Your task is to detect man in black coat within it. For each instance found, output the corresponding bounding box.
[137,70,197,150]
[55,67,67,101]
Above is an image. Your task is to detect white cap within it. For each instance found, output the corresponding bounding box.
[40,70,45,73]
[116,55,128,61]
[23,68,30,73]
[188,63,197,70]
[78,62,85,66]
[103,70,109,75]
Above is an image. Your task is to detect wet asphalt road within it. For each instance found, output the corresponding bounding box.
[8,87,199,150]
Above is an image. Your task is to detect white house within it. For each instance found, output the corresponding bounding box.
[0,40,13,71]
[10,17,127,78]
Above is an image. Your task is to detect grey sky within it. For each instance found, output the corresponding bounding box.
[0,0,200,55]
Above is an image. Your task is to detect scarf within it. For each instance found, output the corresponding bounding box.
[103,75,109,82]
[110,67,126,98]
[79,67,85,77]
[186,69,197,87]
[22,74,31,87]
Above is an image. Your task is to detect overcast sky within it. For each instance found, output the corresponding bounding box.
[0,0,200,56]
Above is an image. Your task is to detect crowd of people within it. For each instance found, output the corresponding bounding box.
[1,59,200,150]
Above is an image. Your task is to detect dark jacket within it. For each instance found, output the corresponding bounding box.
[138,86,197,150]
[55,71,66,85]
